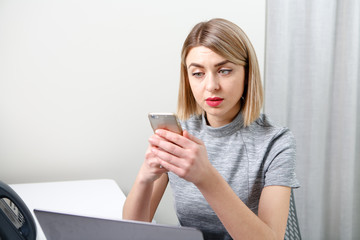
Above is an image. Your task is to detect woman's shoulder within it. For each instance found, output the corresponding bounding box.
[247,113,295,144]
[250,113,288,130]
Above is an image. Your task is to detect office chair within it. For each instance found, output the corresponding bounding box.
[284,189,301,240]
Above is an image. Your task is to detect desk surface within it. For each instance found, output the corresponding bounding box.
[10,179,126,240]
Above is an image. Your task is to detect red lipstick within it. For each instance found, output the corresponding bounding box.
[206,97,224,107]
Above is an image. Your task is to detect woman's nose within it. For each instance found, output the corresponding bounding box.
[205,74,220,92]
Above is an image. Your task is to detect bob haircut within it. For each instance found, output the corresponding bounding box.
[177,18,263,127]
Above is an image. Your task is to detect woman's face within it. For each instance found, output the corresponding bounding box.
[186,46,245,127]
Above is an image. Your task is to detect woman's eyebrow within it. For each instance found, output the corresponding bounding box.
[188,63,203,69]
[214,60,231,67]
[188,60,231,69]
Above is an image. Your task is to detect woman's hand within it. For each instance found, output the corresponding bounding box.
[123,139,169,222]
[138,140,169,184]
[148,129,213,186]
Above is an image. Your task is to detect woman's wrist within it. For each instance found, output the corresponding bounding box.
[136,171,155,186]
[194,164,219,190]
[136,163,161,185]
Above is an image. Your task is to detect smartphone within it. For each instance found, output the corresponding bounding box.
[148,113,183,135]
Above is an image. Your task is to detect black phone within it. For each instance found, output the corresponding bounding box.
[0,181,36,240]
[148,113,183,135]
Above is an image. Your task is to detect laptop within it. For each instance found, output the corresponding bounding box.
[34,209,203,240]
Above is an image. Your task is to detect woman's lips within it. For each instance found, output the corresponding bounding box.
[206,97,224,107]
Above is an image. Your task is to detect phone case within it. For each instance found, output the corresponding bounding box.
[148,113,183,134]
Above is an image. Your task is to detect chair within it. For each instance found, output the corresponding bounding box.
[284,189,301,240]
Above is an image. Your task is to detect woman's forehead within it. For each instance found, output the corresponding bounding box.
[186,46,228,66]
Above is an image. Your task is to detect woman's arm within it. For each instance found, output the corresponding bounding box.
[122,172,168,222]
[149,129,291,239]
[196,168,290,240]
[122,144,169,222]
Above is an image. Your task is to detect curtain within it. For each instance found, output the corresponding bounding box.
[265,0,360,239]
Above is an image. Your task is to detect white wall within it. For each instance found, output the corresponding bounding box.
[0,0,265,224]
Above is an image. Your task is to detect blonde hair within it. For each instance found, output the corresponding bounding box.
[177,18,263,127]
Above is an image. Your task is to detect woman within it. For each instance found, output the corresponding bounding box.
[123,18,299,240]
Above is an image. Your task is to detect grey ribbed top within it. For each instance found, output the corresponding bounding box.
[168,112,299,240]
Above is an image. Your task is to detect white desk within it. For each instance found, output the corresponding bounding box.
[10,179,126,240]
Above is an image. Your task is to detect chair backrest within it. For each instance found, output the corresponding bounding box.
[284,189,301,240]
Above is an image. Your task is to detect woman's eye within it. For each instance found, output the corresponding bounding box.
[219,69,232,75]
[192,72,204,77]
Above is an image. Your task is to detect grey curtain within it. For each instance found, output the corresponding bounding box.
[265,0,360,239]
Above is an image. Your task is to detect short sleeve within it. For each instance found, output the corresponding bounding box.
[263,128,300,188]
